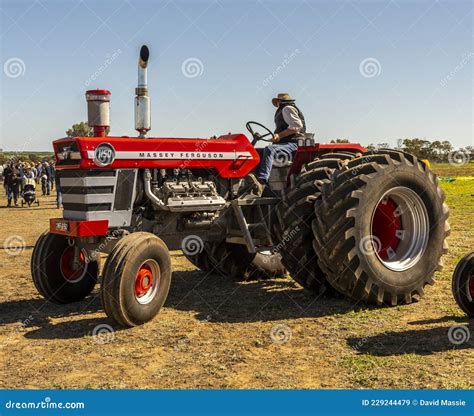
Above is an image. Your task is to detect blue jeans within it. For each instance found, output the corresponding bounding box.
[56,183,62,208]
[255,142,298,182]
[7,185,19,205]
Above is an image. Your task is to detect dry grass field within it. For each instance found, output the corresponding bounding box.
[0,164,473,389]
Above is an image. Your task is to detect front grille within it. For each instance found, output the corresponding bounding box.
[59,169,137,228]
[61,186,115,195]
[62,202,112,212]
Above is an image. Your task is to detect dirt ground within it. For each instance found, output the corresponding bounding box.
[0,173,473,389]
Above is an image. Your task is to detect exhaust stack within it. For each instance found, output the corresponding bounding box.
[135,45,151,137]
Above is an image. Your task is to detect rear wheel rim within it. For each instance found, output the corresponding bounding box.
[60,247,87,283]
[134,259,160,305]
[371,186,429,272]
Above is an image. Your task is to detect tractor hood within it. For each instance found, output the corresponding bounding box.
[53,133,260,178]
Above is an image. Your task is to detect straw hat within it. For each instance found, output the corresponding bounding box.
[272,93,294,107]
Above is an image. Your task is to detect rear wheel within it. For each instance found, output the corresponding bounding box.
[452,252,474,317]
[31,231,98,303]
[101,232,172,327]
[277,153,356,293]
[312,150,450,305]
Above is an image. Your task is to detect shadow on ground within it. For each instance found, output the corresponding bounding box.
[347,322,473,356]
[0,268,371,340]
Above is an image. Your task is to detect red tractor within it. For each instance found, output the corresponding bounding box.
[31,45,450,327]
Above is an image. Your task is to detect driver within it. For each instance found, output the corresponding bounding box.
[249,93,305,196]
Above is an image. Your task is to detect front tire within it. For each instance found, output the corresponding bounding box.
[31,231,98,303]
[101,232,172,327]
[452,252,474,317]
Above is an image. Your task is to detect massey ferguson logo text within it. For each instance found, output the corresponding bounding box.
[94,143,116,166]
[138,152,225,159]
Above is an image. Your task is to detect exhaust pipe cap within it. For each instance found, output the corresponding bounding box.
[139,45,149,68]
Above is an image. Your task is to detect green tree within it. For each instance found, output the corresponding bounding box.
[402,138,433,160]
[66,121,93,137]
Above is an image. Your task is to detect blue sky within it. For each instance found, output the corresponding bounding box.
[1,0,472,151]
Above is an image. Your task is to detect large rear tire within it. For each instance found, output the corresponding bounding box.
[451,252,474,317]
[31,231,99,303]
[101,232,172,327]
[277,153,356,293]
[312,150,450,305]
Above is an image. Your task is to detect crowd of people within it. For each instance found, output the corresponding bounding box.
[1,160,61,208]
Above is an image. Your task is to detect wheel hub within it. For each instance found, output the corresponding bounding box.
[371,186,429,272]
[60,247,87,282]
[135,265,153,297]
[134,259,160,304]
[372,197,402,260]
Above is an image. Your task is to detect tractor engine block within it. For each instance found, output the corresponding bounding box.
[152,169,226,212]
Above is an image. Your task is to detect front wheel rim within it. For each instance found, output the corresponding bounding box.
[134,259,160,305]
[60,247,87,283]
[371,186,429,272]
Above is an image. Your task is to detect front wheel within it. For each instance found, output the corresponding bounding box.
[31,231,99,303]
[101,232,172,327]
[452,252,474,317]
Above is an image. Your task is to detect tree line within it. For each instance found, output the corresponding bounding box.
[331,138,472,163]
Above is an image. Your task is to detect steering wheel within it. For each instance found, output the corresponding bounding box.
[245,121,275,145]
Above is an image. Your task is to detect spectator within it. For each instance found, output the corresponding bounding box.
[42,161,51,195]
[49,161,56,191]
[31,164,37,179]
[55,170,62,208]
[3,162,20,207]
[35,162,42,184]
[18,162,25,193]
